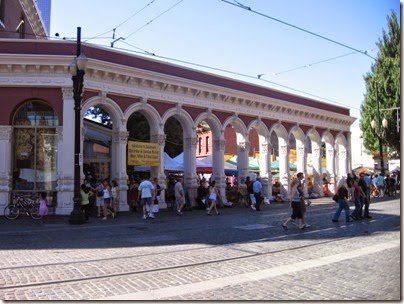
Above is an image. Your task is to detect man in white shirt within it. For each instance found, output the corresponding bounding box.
[174,178,185,216]
[138,178,155,219]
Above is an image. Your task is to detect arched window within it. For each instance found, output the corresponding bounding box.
[206,136,209,154]
[12,100,58,192]
[198,137,202,154]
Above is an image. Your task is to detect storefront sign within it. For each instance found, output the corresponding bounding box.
[127,141,160,166]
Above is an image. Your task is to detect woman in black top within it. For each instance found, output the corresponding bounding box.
[332,178,352,223]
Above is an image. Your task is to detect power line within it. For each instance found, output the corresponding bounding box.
[221,0,376,61]
[258,48,377,77]
[83,0,158,43]
[108,43,362,112]
[124,0,185,40]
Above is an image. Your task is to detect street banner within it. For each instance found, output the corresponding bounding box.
[128,141,160,166]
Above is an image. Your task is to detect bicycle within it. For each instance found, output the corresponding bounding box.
[4,194,41,220]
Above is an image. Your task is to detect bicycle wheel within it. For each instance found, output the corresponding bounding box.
[4,204,20,220]
[29,202,41,220]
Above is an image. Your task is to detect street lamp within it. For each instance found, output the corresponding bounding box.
[370,82,388,173]
[69,27,88,225]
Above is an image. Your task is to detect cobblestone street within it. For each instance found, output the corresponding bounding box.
[0,196,400,301]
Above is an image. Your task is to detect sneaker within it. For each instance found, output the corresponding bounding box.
[305,224,311,228]
[250,205,256,211]
[332,219,338,222]
[299,224,306,230]
[142,215,147,220]
[149,214,155,219]
[206,212,211,216]
[102,217,107,220]
[281,224,288,230]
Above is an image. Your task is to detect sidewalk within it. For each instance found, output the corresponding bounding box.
[0,194,395,232]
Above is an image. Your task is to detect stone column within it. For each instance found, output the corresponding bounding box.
[0,126,12,208]
[259,142,270,201]
[312,144,323,196]
[279,141,290,198]
[55,87,75,215]
[326,147,336,194]
[184,136,198,207]
[237,140,249,184]
[296,144,308,197]
[113,130,130,212]
[267,143,273,200]
[338,148,348,180]
[213,138,228,205]
[152,132,167,209]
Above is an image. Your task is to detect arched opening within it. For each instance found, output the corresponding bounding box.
[12,100,59,208]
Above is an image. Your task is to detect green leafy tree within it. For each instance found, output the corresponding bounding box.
[360,10,400,159]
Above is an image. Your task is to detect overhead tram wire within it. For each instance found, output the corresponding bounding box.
[124,0,185,40]
[83,0,158,43]
[221,0,377,61]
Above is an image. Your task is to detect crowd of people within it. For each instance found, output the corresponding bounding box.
[73,168,398,226]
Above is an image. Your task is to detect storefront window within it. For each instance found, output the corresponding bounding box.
[13,101,58,192]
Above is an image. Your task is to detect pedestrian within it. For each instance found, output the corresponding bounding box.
[252,176,263,211]
[38,191,49,223]
[196,180,207,209]
[94,179,106,219]
[80,184,92,221]
[346,173,353,201]
[376,172,385,197]
[152,177,163,214]
[282,172,307,230]
[103,179,114,220]
[110,180,119,218]
[238,178,249,207]
[129,178,140,212]
[138,178,155,219]
[246,176,256,210]
[350,177,366,220]
[332,178,352,223]
[174,177,185,216]
[206,180,221,215]
[358,173,372,219]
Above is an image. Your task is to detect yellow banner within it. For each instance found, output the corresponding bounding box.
[127,141,160,166]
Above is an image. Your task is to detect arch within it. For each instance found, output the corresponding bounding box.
[162,107,195,138]
[289,125,305,142]
[83,95,125,131]
[194,111,222,140]
[124,100,163,135]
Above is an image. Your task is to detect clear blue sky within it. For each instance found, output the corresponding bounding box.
[50,0,400,132]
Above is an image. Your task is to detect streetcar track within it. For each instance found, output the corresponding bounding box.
[0,221,398,291]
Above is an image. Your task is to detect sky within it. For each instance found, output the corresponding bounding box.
[50,0,400,167]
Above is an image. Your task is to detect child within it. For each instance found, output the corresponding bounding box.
[38,191,49,223]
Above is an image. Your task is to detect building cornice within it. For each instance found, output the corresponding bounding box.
[0,46,355,131]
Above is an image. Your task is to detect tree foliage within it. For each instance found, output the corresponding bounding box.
[360,10,400,159]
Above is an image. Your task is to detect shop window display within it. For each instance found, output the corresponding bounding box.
[13,101,58,192]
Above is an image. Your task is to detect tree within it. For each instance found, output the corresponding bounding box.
[360,10,400,159]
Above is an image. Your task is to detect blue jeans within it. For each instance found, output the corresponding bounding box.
[351,197,362,218]
[332,199,350,221]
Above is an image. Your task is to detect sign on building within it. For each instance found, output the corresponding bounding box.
[127,141,160,166]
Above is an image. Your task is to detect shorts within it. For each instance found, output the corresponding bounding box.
[290,200,303,219]
[104,197,111,205]
[176,196,185,206]
[140,197,153,206]
[96,196,104,207]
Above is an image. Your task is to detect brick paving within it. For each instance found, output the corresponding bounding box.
[0,195,400,301]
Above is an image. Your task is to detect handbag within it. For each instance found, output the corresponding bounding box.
[332,193,338,202]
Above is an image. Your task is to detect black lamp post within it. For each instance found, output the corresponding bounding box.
[371,82,388,173]
[69,27,87,225]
